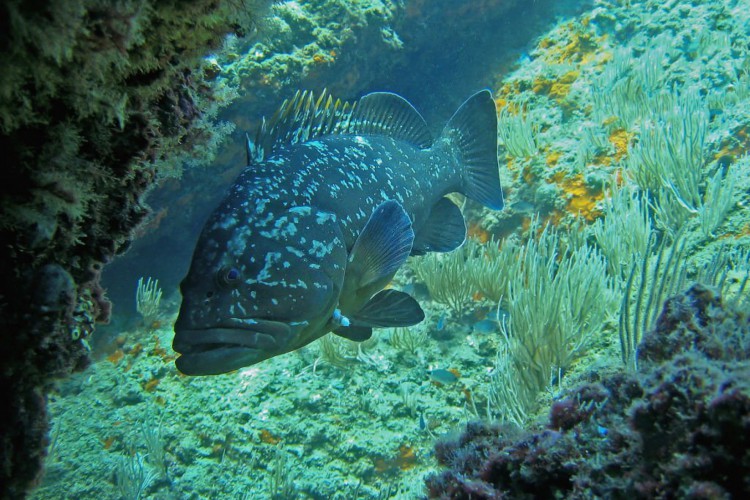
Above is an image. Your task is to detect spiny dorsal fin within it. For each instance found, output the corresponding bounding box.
[249,90,356,163]
[248,90,433,163]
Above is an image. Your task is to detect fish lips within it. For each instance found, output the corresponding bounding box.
[173,318,293,375]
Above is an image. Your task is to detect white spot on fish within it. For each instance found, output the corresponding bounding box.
[307,141,327,152]
[217,215,237,229]
[257,252,281,282]
[316,211,336,224]
[255,199,268,214]
[310,240,334,258]
[289,207,312,215]
[285,246,304,257]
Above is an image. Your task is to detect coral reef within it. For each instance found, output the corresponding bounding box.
[425,283,750,498]
[0,1,266,496]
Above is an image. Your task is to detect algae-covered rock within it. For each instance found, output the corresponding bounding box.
[0,1,268,496]
[426,284,750,498]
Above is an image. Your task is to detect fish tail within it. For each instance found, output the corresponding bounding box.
[440,90,504,210]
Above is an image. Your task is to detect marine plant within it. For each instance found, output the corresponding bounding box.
[590,182,652,279]
[589,26,744,240]
[388,326,428,356]
[497,104,538,158]
[315,334,353,369]
[141,417,168,481]
[135,276,163,325]
[626,87,708,212]
[696,161,741,238]
[399,382,421,417]
[410,244,477,314]
[466,236,521,303]
[573,125,613,171]
[486,220,616,423]
[515,226,612,363]
[650,186,693,235]
[411,235,522,313]
[590,45,671,132]
[268,446,297,499]
[618,231,688,369]
[486,341,536,426]
[695,245,750,310]
[114,453,158,500]
[315,333,387,372]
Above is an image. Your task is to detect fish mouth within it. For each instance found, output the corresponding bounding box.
[173,318,293,375]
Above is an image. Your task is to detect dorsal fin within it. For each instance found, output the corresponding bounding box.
[348,92,433,148]
[248,90,433,163]
[249,90,355,163]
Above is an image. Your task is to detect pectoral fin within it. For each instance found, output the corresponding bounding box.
[348,200,414,289]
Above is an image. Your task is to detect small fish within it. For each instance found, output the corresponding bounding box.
[419,413,426,431]
[512,200,536,213]
[173,90,504,375]
[429,368,460,385]
[436,313,447,331]
[471,318,497,334]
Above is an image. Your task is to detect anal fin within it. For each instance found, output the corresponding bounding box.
[412,197,467,255]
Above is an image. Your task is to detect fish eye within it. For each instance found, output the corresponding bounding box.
[217,266,242,288]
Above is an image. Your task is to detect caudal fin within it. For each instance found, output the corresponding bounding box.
[441,90,504,210]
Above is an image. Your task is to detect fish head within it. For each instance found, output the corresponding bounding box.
[173,204,347,375]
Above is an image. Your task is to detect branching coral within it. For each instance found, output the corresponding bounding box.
[493,221,615,420]
[591,182,652,279]
[409,242,478,314]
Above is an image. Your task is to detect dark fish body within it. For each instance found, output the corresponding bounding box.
[248,135,457,247]
[173,90,503,375]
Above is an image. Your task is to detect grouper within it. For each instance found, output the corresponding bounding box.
[173,89,504,375]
